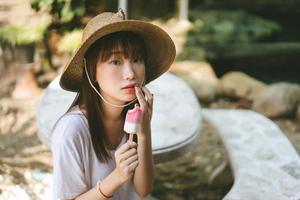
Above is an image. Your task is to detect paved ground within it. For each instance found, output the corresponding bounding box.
[1,94,299,199]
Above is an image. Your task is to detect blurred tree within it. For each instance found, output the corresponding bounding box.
[30,0,175,28]
[188,0,300,42]
[29,0,177,71]
[187,10,280,46]
[30,0,117,31]
[30,0,117,69]
[178,10,282,61]
[57,29,83,54]
[190,0,300,13]
[129,0,174,19]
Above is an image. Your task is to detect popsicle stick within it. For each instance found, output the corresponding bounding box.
[129,133,134,141]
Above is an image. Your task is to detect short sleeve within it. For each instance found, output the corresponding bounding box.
[51,115,88,200]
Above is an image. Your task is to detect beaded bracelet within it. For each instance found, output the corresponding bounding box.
[97,181,113,199]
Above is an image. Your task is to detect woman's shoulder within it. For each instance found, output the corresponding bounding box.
[52,106,88,143]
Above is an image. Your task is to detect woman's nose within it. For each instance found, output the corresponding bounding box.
[124,62,135,80]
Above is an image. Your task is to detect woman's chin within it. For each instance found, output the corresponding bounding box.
[123,95,136,102]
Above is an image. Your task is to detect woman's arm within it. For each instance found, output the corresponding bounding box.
[75,142,139,200]
[74,170,121,200]
[133,131,154,198]
[133,86,155,197]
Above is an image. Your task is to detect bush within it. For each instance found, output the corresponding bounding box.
[187,10,281,46]
[0,23,49,46]
[31,0,85,24]
[178,10,281,61]
[57,29,83,54]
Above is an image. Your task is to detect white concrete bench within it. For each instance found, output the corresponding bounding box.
[203,109,300,200]
[37,72,202,164]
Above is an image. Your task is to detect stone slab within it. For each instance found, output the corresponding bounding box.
[37,72,202,164]
[203,109,300,200]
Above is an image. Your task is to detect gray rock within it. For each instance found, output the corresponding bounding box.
[297,105,300,123]
[220,71,266,101]
[253,82,300,118]
[281,161,300,180]
[37,73,202,164]
[203,109,300,200]
[170,61,220,102]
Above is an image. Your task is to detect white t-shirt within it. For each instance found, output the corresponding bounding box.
[51,106,138,200]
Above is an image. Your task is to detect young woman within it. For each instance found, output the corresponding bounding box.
[51,9,175,200]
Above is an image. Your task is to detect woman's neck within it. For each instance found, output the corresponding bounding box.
[100,101,124,121]
[78,102,123,122]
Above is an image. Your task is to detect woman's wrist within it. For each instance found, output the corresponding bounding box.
[111,169,124,186]
[138,129,151,141]
[97,181,113,199]
[98,169,123,198]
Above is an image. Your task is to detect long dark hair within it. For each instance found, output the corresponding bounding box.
[70,31,146,163]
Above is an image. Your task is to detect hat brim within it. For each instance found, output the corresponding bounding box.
[60,20,176,92]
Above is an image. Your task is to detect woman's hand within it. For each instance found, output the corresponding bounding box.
[135,86,153,135]
[114,141,138,184]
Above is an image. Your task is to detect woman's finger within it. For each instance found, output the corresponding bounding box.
[122,154,138,167]
[116,142,137,159]
[120,147,137,161]
[141,87,153,109]
[128,160,139,172]
[135,86,147,109]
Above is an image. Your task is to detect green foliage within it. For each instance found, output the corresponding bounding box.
[58,29,82,54]
[187,10,281,46]
[190,0,300,12]
[130,0,174,19]
[0,23,49,46]
[31,0,86,23]
[179,10,281,61]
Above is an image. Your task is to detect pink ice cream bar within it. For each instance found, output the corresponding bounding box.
[124,104,143,134]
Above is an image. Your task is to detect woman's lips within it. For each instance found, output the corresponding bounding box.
[122,83,138,89]
[122,87,135,93]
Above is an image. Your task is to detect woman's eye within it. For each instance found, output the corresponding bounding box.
[133,59,141,63]
[111,60,121,65]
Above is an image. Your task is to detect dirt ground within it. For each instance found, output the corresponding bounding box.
[0,81,299,199]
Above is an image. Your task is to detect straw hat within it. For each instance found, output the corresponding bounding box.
[60,9,176,92]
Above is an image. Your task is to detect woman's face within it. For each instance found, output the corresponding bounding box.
[96,51,145,105]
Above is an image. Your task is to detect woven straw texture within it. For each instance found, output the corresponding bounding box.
[60,9,176,92]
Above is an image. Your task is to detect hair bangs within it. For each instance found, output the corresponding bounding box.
[97,31,146,63]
